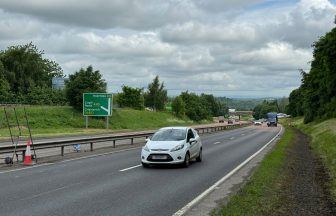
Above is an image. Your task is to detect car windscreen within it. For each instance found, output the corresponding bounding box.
[151,129,186,141]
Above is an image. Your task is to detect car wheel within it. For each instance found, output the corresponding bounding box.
[183,152,190,168]
[142,162,149,168]
[196,149,202,162]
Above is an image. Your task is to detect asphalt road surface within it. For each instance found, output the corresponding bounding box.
[0,125,280,216]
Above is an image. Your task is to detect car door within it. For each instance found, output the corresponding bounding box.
[187,129,197,158]
[192,129,201,154]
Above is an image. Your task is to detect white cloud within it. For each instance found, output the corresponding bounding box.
[0,0,202,30]
[160,22,256,44]
[232,42,311,68]
[0,0,335,97]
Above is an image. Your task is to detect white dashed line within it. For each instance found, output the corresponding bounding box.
[214,141,221,145]
[119,164,142,172]
[230,137,235,140]
[0,147,142,174]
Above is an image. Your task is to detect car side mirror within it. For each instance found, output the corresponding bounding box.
[189,138,196,143]
[145,138,150,142]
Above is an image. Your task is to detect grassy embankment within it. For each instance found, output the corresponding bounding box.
[214,118,336,215]
[292,118,336,200]
[213,124,295,215]
[0,106,206,139]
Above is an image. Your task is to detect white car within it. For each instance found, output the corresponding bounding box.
[141,127,202,168]
[254,120,262,126]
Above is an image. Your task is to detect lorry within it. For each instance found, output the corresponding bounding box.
[267,112,278,127]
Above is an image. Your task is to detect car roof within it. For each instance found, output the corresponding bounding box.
[159,126,189,131]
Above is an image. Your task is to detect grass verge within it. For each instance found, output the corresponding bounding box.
[291,118,336,200]
[213,126,294,216]
[0,106,208,139]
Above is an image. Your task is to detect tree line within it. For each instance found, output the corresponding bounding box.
[114,77,228,121]
[286,23,336,123]
[0,43,228,122]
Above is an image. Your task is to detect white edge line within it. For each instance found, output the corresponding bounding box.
[119,164,142,172]
[173,126,283,216]
[214,142,221,145]
[0,147,142,174]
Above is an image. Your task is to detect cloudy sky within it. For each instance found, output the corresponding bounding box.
[0,0,335,98]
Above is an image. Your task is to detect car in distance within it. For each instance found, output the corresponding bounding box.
[228,119,234,124]
[254,120,262,126]
[141,127,202,168]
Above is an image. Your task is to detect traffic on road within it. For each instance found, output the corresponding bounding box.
[0,125,281,216]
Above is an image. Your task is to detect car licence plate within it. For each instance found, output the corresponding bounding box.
[152,155,167,160]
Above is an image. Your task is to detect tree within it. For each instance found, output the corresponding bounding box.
[0,62,11,103]
[144,76,168,111]
[171,96,186,118]
[0,43,63,96]
[66,66,106,111]
[200,94,228,116]
[286,88,304,117]
[117,86,144,110]
[286,23,336,123]
[180,91,209,121]
[253,100,278,119]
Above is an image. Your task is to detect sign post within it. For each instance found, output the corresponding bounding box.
[83,93,113,129]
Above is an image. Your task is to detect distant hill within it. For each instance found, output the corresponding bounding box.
[217,97,276,111]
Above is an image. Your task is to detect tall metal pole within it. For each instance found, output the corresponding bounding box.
[4,107,16,162]
[86,116,88,129]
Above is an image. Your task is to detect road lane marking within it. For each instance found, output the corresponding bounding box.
[0,163,55,174]
[173,126,283,216]
[214,142,221,145]
[230,137,235,140]
[119,164,142,172]
[0,147,142,174]
[241,133,245,136]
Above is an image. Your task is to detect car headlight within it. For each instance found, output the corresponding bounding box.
[143,145,150,152]
[171,144,185,152]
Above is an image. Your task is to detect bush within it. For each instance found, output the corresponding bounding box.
[172,96,186,118]
[117,86,144,110]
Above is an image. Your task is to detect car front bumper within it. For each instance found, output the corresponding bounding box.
[141,150,186,164]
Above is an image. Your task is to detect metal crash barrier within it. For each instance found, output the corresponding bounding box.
[0,122,251,161]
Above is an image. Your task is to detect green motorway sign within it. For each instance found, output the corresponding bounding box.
[83,93,112,116]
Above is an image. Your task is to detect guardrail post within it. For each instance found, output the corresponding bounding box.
[113,140,116,148]
[90,142,93,151]
[61,146,64,156]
